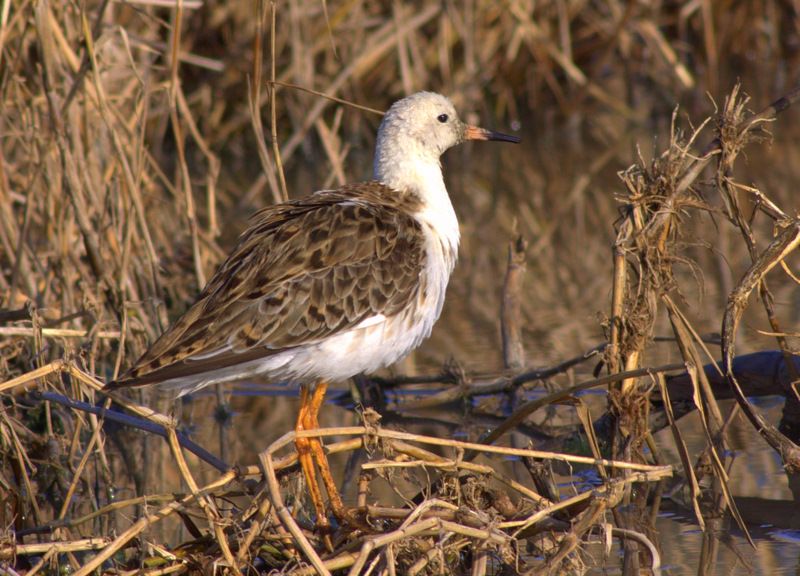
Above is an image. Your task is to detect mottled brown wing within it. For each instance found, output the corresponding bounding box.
[110,183,426,388]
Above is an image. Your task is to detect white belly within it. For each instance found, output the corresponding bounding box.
[269,310,440,382]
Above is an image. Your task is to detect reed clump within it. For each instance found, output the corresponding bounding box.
[2,1,800,574]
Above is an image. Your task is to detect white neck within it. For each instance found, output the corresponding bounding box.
[373,141,460,254]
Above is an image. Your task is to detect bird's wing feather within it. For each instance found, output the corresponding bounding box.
[110,183,426,388]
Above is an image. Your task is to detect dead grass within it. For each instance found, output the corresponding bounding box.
[2,1,800,574]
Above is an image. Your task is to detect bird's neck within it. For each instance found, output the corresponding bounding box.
[374,150,460,256]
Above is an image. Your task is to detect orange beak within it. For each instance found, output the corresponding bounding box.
[464,124,520,143]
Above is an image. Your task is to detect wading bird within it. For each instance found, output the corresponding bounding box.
[107,91,519,535]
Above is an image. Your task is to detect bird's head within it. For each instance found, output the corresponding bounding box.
[374,91,519,185]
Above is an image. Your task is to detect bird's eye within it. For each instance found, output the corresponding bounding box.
[437,114,448,123]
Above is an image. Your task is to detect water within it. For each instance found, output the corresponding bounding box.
[169,374,798,574]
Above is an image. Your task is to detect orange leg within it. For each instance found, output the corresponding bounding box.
[302,380,348,522]
[295,384,331,535]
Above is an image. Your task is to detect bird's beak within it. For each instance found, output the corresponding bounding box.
[464,124,520,143]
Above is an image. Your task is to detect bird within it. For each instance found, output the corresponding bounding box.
[106,91,520,535]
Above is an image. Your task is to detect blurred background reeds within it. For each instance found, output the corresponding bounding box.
[2,0,800,573]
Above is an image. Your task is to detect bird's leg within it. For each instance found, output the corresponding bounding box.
[295,383,331,537]
[303,380,349,523]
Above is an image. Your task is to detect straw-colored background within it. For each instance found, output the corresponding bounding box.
[2,0,800,572]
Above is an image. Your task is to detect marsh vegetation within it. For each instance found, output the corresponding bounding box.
[1,1,800,574]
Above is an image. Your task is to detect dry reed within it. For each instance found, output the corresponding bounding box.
[3,1,800,574]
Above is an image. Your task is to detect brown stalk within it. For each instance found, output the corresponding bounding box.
[500,233,528,370]
[249,0,283,206]
[269,0,288,202]
[259,447,329,575]
[721,222,800,469]
[0,538,110,559]
[165,427,241,574]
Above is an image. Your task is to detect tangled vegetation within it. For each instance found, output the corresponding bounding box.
[2,1,800,574]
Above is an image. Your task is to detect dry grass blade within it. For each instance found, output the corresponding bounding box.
[656,373,705,531]
[0,539,111,559]
[259,448,329,575]
[662,295,753,547]
[166,428,241,575]
[280,426,672,473]
[270,81,385,116]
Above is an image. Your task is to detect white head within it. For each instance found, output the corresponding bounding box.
[373,92,519,190]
